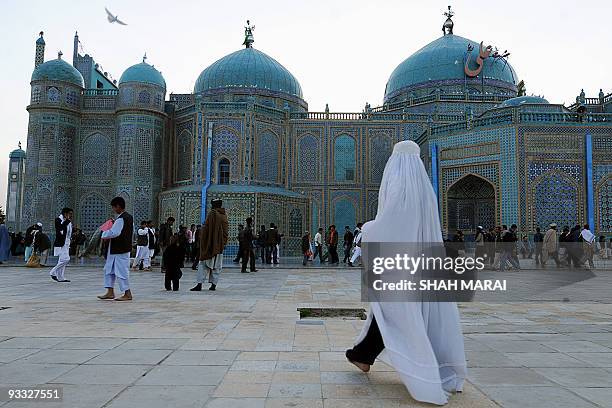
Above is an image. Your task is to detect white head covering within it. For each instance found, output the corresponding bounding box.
[357,140,467,405]
[365,140,442,243]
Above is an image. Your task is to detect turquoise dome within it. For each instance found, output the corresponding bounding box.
[119,61,166,89]
[31,58,84,87]
[194,48,303,99]
[499,95,548,107]
[9,148,26,159]
[385,34,517,102]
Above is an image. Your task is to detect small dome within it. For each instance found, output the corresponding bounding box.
[36,36,45,45]
[10,148,26,159]
[194,47,303,99]
[385,34,517,102]
[31,58,84,87]
[498,95,549,107]
[119,60,166,89]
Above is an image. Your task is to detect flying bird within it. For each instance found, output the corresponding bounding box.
[105,7,127,25]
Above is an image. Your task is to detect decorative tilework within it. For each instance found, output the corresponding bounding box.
[289,208,303,237]
[297,134,319,183]
[532,172,578,230]
[257,131,279,183]
[334,135,356,182]
[79,193,109,234]
[82,133,111,177]
[47,87,60,103]
[369,132,393,183]
[212,126,240,182]
[595,175,611,233]
[176,130,193,182]
[333,197,356,230]
[138,90,151,104]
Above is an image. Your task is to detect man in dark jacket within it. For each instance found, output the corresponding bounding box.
[342,226,354,263]
[97,197,134,301]
[240,217,257,273]
[158,217,175,271]
[533,227,544,265]
[327,225,339,265]
[301,232,312,266]
[265,223,280,265]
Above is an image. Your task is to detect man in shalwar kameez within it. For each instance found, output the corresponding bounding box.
[50,208,73,282]
[98,197,134,301]
[131,221,150,271]
[190,199,228,292]
[345,141,467,406]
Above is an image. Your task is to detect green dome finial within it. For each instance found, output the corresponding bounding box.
[243,20,255,48]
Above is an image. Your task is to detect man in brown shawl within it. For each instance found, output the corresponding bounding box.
[191,199,228,291]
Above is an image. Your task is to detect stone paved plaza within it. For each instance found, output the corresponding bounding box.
[1,264,612,408]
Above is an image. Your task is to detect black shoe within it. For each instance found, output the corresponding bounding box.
[241,270,249,273]
[348,262,353,267]
[60,279,71,282]
[190,283,202,291]
[209,284,216,291]
[51,276,59,281]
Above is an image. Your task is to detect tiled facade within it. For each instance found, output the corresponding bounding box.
[9,18,612,256]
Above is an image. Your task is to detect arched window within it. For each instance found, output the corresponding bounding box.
[257,131,279,183]
[218,158,230,184]
[533,173,577,230]
[297,135,318,182]
[47,87,60,103]
[334,198,356,231]
[176,130,193,182]
[334,135,355,182]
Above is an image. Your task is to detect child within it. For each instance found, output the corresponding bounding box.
[163,234,184,291]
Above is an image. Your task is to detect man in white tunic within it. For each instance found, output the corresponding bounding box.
[49,208,73,282]
[97,197,134,301]
[345,141,467,406]
[348,223,363,267]
[131,221,150,271]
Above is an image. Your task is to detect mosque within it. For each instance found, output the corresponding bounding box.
[6,8,611,255]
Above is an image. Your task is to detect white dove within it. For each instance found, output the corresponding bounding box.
[105,7,127,25]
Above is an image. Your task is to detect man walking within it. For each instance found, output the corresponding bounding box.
[342,226,354,263]
[147,221,156,269]
[542,223,561,267]
[313,228,324,264]
[158,217,175,271]
[327,225,339,265]
[191,199,228,291]
[240,217,257,273]
[499,224,520,271]
[131,221,150,271]
[265,223,280,265]
[50,208,73,282]
[533,227,544,266]
[98,197,134,301]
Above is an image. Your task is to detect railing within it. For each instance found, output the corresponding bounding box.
[520,112,612,123]
[567,92,612,110]
[370,93,515,113]
[83,89,118,96]
[82,95,116,110]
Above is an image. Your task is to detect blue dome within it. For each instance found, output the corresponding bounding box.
[9,148,26,159]
[194,48,303,99]
[31,58,84,87]
[385,34,517,102]
[119,61,166,89]
[499,95,548,107]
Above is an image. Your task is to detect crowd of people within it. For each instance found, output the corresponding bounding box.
[450,223,610,270]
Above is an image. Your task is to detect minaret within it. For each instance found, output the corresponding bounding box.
[35,31,45,68]
[73,31,79,65]
[5,142,26,232]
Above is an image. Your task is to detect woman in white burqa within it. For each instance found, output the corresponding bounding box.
[346,140,467,405]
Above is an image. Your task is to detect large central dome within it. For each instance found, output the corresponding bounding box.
[194,47,303,99]
[384,33,517,103]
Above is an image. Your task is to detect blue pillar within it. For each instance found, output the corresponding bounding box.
[201,121,213,224]
[430,143,440,205]
[585,132,595,230]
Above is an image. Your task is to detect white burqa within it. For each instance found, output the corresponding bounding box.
[355,140,467,405]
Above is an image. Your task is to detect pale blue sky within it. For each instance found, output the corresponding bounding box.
[1,0,610,214]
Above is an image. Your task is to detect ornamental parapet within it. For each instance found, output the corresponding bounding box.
[371,93,515,113]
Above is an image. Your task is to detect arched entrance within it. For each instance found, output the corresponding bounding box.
[447,174,496,232]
